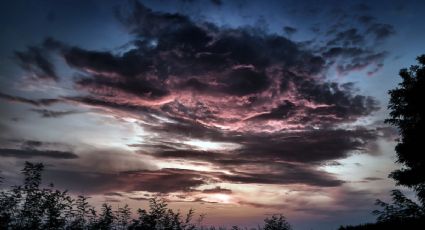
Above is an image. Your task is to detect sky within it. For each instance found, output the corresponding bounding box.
[0,0,425,229]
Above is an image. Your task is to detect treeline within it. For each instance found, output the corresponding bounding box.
[2,162,425,230]
[0,162,292,230]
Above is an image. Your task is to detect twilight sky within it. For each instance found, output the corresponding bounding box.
[1,0,425,229]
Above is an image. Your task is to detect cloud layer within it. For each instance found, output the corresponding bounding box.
[0,1,396,214]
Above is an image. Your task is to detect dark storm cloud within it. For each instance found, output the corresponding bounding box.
[14,46,58,81]
[0,148,78,159]
[296,81,380,120]
[6,1,395,192]
[219,168,342,187]
[44,163,341,195]
[42,169,124,194]
[43,168,211,194]
[44,39,169,99]
[63,47,152,77]
[222,67,270,96]
[27,0,384,130]
[248,100,295,120]
[74,75,169,100]
[122,168,210,193]
[235,129,377,163]
[134,127,378,187]
[140,128,378,164]
[129,110,383,187]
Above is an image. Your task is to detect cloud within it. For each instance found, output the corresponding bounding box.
[0,92,61,107]
[42,167,211,194]
[201,186,232,194]
[133,129,375,187]
[139,128,378,163]
[0,139,77,159]
[357,15,376,25]
[26,1,385,191]
[43,162,341,195]
[363,177,383,181]
[283,26,297,36]
[367,23,395,41]
[352,3,371,12]
[218,167,342,187]
[14,46,58,81]
[30,109,80,118]
[210,0,222,6]
[122,168,210,193]
[5,1,395,196]
[40,7,380,132]
[104,192,124,197]
[0,148,78,159]
[327,28,365,46]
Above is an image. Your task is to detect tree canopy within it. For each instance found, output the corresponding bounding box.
[386,55,425,204]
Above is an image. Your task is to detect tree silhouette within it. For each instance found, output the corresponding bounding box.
[373,189,425,223]
[385,54,425,204]
[0,179,22,228]
[41,184,73,229]
[97,203,115,230]
[129,197,200,230]
[263,215,291,230]
[116,204,131,230]
[68,195,93,230]
[19,162,45,229]
[0,162,294,229]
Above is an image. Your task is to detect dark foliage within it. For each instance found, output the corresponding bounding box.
[339,55,425,229]
[385,55,425,204]
[263,215,291,230]
[0,162,291,230]
[373,190,425,222]
[338,218,425,230]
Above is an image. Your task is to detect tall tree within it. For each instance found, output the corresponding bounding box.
[386,55,425,204]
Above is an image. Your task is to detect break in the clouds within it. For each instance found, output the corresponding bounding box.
[1,0,417,229]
